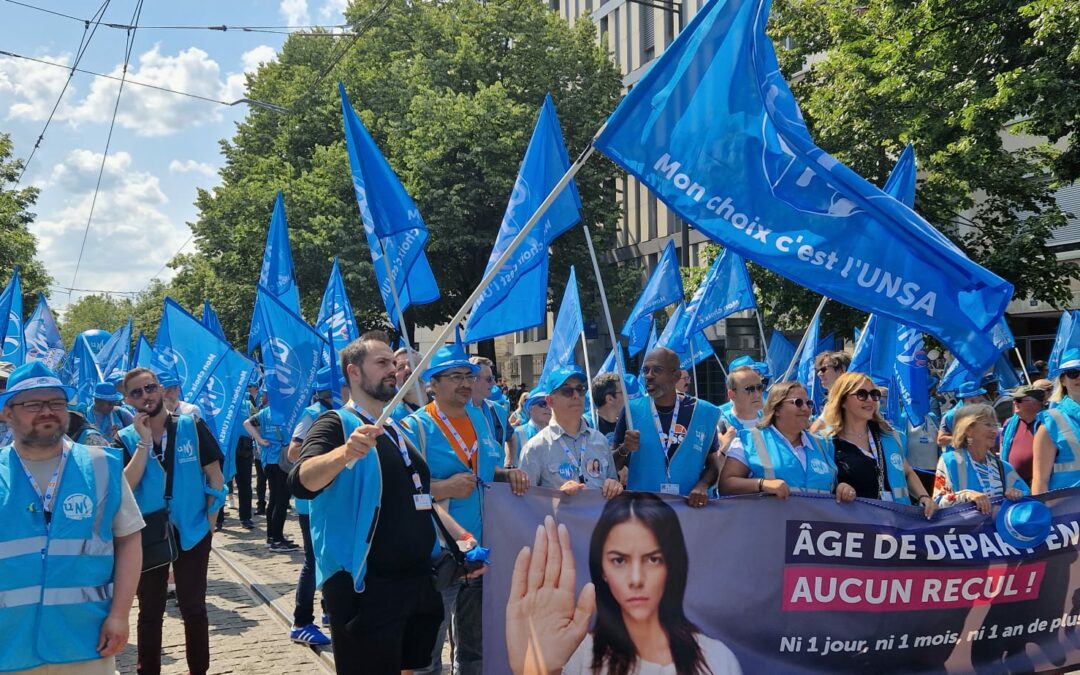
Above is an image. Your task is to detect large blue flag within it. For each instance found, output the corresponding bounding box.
[1049,310,1079,377]
[849,314,900,385]
[597,349,618,377]
[23,293,65,369]
[593,0,1013,373]
[937,358,979,395]
[158,299,257,481]
[795,314,823,408]
[253,287,324,435]
[538,266,585,386]
[95,317,132,382]
[133,332,154,368]
[894,324,930,422]
[201,300,226,341]
[993,353,1022,391]
[657,302,714,369]
[0,268,25,366]
[58,334,102,405]
[765,331,796,383]
[248,191,302,353]
[339,83,439,320]
[686,248,756,334]
[464,95,583,342]
[316,257,360,357]
[622,240,685,356]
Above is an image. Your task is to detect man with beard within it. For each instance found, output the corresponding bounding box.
[404,342,529,675]
[288,332,449,672]
[116,368,226,675]
[0,362,144,675]
[613,347,721,507]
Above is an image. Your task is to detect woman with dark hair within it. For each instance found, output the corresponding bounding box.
[505,496,741,675]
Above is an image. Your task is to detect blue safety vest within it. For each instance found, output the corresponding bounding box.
[1040,396,1080,490]
[719,406,762,433]
[476,399,509,456]
[625,395,721,495]
[740,426,837,495]
[1000,413,1044,466]
[308,408,439,591]
[400,405,499,542]
[941,403,963,434]
[255,407,288,468]
[118,415,209,550]
[938,448,1029,497]
[875,428,911,501]
[513,420,543,458]
[0,442,122,670]
[291,401,333,517]
[83,405,131,440]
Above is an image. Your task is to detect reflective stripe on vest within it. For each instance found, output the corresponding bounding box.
[0,536,47,561]
[748,429,833,495]
[1047,408,1080,474]
[42,584,113,606]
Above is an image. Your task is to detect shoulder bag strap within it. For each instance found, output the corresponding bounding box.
[164,414,178,501]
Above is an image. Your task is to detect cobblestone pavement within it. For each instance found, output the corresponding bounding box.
[118,504,451,673]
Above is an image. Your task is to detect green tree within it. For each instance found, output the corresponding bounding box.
[170,0,628,346]
[762,0,1080,336]
[58,294,132,347]
[0,132,53,305]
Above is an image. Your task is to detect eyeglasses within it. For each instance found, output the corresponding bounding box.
[816,365,835,374]
[848,388,882,402]
[10,399,68,414]
[127,382,160,399]
[781,397,816,412]
[1065,369,1080,380]
[641,365,669,376]
[533,401,549,409]
[477,375,496,384]
[553,384,588,398]
[740,384,765,394]
[437,373,477,384]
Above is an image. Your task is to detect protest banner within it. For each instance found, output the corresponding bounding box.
[484,484,1080,674]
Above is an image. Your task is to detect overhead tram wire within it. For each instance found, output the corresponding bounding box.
[68,0,145,299]
[13,0,113,187]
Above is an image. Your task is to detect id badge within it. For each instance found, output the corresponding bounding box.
[659,482,680,495]
[413,494,433,510]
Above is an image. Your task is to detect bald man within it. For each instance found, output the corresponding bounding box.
[613,348,721,507]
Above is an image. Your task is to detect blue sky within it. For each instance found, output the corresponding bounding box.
[1,0,349,314]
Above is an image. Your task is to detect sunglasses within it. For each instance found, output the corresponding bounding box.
[1066,369,1080,380]
[781,397,816,412]
[532,400,549,409]
[127,382,160,399]
[848,388,882,402]
[554,384,588,398]
[816,365,835,374]
[740,384,765,394]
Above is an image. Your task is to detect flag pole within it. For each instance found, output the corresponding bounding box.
[754,308,769,361]
[579,330,597,428]
[712,353,729,378]
[689,343,700,398]
[1014,347,1032,386]
[375,238,428,410]
[581,223,635,432]
[347,134,601,467]
[781,296,828,382]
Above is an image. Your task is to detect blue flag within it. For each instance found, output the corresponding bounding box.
[622,240,685,356]
[316,257,360,358]
[201,300,226,341]
[593,0,1013,373]
[339,83,440,320]
[157,299,257,482]
[638,320,659,378]
[937,358,978,395]
[795,314,823,408]
[95,318,132,382]
[464,95,583,342]
[849,314,900,385]
[23,293,65,369]
[253,287,324,434]
[248,192,303,353]
[597,349,618,377]
[58,334,102,405]
[765,331,796,383]
[657,303,714,369]
[0,268,25,366]
[133,332,154,368]
[1049,311,1079,377]
[538,266,584,385]
[686,248,756,334]
[894,324,930,422]
[993,353,1022,391]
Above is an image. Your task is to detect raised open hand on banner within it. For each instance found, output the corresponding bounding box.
[506,515,595,675]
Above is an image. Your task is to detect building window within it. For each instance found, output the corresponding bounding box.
[646,192,658,240]
[641,4,655,62]
[612,7,622,67]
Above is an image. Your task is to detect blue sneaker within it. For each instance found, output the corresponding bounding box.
[321,613,330,627]
[290,623,331,646]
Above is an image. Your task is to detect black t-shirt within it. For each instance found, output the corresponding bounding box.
[288,412,435,580]
[120,415,223,469]
[613,395,720,460]
[834,428,893,500]
[596,416,618,448]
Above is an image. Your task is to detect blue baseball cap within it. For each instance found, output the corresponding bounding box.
[156,371,181,388]
[1054,348,1080,377]
[542,365,587,394]
[956,382,988,399]
[522,387,549,413]
[486,384,506,403]
[93,382,123,402]
[996,497,1051,550]
[728,355,755,371]
[315,366,333,392]
[422,342,479,381]
[0,361,75,408]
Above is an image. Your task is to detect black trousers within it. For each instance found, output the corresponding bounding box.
[254,455,267,511]
[234,440,254,522]
[265,463,289,542]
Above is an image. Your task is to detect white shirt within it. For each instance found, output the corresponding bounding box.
[563,633,742,675]
[727,428,814,471]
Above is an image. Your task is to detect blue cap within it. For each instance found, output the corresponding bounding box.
[522,387,548,413]
[93,382,123,402]
[728,355,755,371]
[0,361,75,408]
[486,384,506,403]
[996,497,1051,550]
[956,382,987,399]
[1055,348,1080,377]
[541,364,587,394]
[106,372,124,386]
[422,342,479,381]
[316,366,333,392]
[157,371,181,388]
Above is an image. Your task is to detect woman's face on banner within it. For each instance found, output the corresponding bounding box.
[602,518,667,623]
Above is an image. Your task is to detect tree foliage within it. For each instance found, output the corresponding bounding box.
[0,132,53,305]
[169,0,627,346]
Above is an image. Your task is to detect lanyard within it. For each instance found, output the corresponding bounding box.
[866,431,888,499]
[348,403,425,495]
[18,443,71,526]
[557,433,584,482]
[651,396,682,458]
[434,403,478,470]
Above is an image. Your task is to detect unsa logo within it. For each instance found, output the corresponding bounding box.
[2,310,20,358]
[197,376,227,417]
[176,441,197,463]
[809,458,829,475]
[890,453,904,472]
[62,493,94,521]
[267,338,301,397]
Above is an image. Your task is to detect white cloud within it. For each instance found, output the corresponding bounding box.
[0,53,74,121]
[281,0,310,25]
[32,149,188,297]
[169,159,217,177]
[319,0,350,20]
[224,45,278,101]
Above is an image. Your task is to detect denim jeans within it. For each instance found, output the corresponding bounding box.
[413,576,483,675]
[293,514,317,626]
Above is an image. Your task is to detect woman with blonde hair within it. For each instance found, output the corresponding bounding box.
[718,381,857,502]
[933,403,1028,512]
[822,372,936,518]
[1032,348,1080,493]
